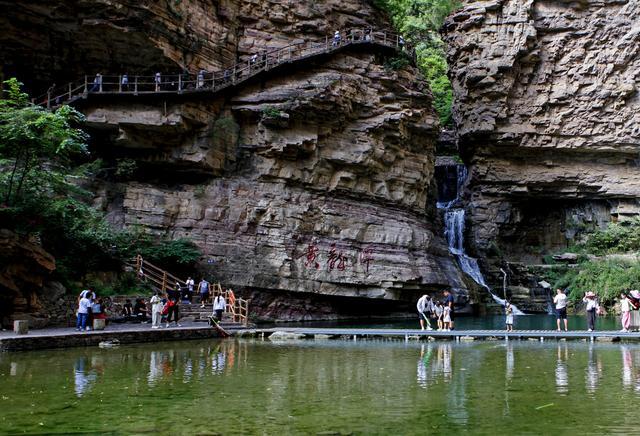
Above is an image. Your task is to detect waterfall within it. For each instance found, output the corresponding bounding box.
[439,164,524,315]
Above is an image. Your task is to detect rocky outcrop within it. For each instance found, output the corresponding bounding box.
[443,0,640,273]
[87,45,469,306]
[0,230,67,327]
[0,0,472,317]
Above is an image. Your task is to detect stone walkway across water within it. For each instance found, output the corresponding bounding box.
[0,321,241,352]
[5,324,640,352]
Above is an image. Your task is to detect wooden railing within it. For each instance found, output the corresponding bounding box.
[34,28,409,109]
[132,255,250,326]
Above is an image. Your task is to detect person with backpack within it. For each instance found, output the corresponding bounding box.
[198,278,210,308]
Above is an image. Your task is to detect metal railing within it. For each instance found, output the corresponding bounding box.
[33,28,409,109]
[132,255,250,326]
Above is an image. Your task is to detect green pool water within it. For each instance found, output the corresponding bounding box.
[2,338,639,434]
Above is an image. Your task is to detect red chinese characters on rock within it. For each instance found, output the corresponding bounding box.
[326,244,347,271]
[359,247,374,272]
[303,243,320,269]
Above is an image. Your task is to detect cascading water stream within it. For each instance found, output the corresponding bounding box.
[439,165,524,315]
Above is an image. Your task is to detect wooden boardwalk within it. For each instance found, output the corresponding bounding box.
[254,327,640,341]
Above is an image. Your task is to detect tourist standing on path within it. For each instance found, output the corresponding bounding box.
[150,292,164,329]
[166,292,181,328]
[76,293,92,331]
[444,290,455,330]
[416,294,433,331]
[442,304,451,331]
[185,277,195,303]
[583,291,599,332]
[620,292,631,333]
[333,30,341,46]
[155,72,161,91]
[91,73,102,92]
[213,293,226,321]
[505,301,514,331]
[554,288,568,331]
[198,278,210,308]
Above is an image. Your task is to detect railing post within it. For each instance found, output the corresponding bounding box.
[162,271,167,292]
[134,76,138,94]
[211,73,215,90]
[46,91,51,109]
[68,83,72,99]
[288,46,292,60]
[325,35,328,51]
[384,32,387,45]
[84,76,88,94]
[178,74,182,92]
[118,75,122,92]
[99,78,103,93]
[232,66,236,84]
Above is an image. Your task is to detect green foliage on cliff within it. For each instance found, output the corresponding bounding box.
[553,259,640,305]
[0,79,201,287]
[581,218,640,255]
[374,0,460,125]
[544,219,640,304]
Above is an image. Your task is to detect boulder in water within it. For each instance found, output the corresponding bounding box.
[268,331,306,341]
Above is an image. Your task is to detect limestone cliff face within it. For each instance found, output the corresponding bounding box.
[0,0,471,316]
[443,0,640,269]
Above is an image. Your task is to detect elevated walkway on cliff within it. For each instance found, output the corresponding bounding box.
[34,29,408,110]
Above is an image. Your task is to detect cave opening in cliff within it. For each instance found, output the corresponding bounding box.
[495,199,612,264]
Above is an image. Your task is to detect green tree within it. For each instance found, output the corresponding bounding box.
[374,0,460,125]
[0,78,88,206]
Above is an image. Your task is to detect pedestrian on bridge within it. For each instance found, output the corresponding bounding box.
[121,74,129,91]
[417,294,433,331]
[333,30,341,47]
[620,292,631,333]
[554,288,568,332]
[91,73,102,92]
[583,291,599,332]
[155,72,161,91]
[399,36,405,50]
[197,69,205,88]
[505,301,514,332]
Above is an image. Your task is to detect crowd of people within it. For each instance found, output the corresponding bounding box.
[74,278,233,332]
[417,288,640,333]
[416,290,456,331]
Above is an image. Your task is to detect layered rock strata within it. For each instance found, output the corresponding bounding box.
[443,0,640,269]
[0,0,471,317]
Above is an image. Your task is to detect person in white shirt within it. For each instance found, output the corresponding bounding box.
[554,288,568,332]
[583,291,599,332]
[620,292,631,333]
[150,292,164,329]
[185,277,195,303]
[76,296,92,331]
[416,295,433,331]
[213,294,226,321]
